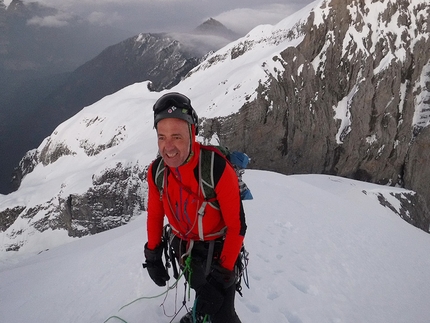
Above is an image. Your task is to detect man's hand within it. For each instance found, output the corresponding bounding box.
[195,264,236,314]
[208,263,236,289]
[143,243,170,287]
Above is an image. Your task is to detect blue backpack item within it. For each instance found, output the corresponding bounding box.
[227,150,253,200]
[229,150,250,169]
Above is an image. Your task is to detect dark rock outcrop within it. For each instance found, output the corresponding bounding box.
[1,161,147,251]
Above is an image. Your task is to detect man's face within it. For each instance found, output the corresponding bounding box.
[157,118,191,168]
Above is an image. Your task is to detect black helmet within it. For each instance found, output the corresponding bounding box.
[153,92,198,135]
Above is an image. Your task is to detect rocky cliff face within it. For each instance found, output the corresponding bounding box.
[201,0,430,231]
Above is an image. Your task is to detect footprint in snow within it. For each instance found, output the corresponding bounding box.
[244,301,260,313]
[289,280,319,295]
[256,253,270,263]
[281,308,303,323]
[267,290,280,300]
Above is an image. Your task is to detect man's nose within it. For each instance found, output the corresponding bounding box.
[164,138,175,150]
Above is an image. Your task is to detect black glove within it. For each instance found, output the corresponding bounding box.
[207,263,236,289]
[143,242,170,287]
[195,264,236,315]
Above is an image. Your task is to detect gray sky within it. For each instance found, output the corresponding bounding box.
[6,0,315,36]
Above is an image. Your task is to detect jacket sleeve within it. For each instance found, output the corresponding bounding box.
[215,161,247,270]
[146,162,165,250]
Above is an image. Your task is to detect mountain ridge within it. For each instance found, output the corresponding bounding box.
[0,9,238,194]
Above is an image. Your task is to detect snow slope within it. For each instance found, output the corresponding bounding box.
[1,171,430,323]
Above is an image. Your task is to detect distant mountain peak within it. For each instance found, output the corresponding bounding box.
[197,18,225,29]
[6,0,58,20]
[6,0,25,12]
[193,17,239,40]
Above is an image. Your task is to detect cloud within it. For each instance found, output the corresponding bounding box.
[213,4,300,35]
[9,0,314,35]
[26,13,73,28]
[168,32,234,56]
[87,11,122,26]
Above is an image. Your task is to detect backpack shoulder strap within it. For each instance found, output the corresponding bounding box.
[199,148,216,201]
[192,146,230,241]
[152,156,166,194]
[197,146,227,208]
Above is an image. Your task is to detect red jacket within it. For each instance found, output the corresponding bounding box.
[147,142,246,270]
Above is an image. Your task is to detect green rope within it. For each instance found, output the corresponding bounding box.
[104,255,196,323]
[184,256,193,300]
[185,256,211,323]
[103,269,186,323]
[104,315,128,323]
[120,270,185,311]
[191,297,210,323]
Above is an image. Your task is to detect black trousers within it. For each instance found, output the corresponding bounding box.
[172,237,241,323]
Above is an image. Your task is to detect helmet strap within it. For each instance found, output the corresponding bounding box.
[182,124,194,165]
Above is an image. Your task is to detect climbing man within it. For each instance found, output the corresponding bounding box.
[143,92,247,323]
